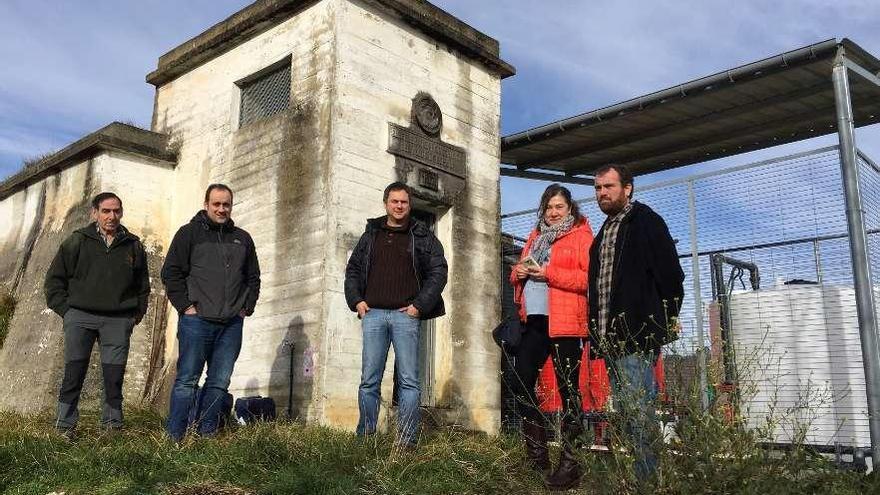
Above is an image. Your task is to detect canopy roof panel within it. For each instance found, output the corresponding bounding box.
[501,39,880,177]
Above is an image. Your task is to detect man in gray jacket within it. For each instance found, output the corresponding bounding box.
[162,184,260,441]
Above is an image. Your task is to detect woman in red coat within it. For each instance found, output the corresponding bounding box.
[510,183,593,491]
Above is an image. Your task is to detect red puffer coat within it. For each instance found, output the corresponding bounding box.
[510,218,593,338]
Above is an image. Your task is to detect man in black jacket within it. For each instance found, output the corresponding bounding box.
[45,192,150,437]
[162,184,260,441]
[344,182,447,447]
[589,165,684,484]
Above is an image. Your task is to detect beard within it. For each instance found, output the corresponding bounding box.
[599,197,627,215]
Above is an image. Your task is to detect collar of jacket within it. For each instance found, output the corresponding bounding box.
[549,217,589,240]
[77,222,134,244]
[366,215,428,236]
[533,217,589,244]
[192,210,236,231]
[600,201,643,232]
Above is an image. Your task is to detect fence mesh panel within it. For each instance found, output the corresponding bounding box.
[500,146,880,446]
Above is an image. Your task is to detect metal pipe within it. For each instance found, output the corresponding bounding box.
[677,228,880,261]
[499,167,595,186]
[286,340,295,420]
[688,181,709,410]
[832,51,880,467]
[710,254,737,384]
[714,254,760,290]
[710,253,761,385]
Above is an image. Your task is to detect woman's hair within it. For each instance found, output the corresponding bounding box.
[535,183,582,226]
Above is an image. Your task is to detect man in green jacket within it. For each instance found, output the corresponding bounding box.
[44,192,150,437]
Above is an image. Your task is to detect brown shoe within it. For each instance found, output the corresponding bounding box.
[545,422,583,491]
[522,420,551,476]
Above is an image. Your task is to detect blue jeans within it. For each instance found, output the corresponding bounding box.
[166,315,243,440]
[357,309,421,446]
[609,351,660,483]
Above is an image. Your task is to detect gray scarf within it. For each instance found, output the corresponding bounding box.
[529,214,575,265]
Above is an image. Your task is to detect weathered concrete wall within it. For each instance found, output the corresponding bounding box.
[151,0,502,433]
[321,0,503,433]
[151,0,337,421]
[0,0,504,433]
[0,151,174,413]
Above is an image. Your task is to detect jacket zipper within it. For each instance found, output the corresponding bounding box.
[410,230,421,291]
[362,229,374,292]
[217,223,229,315]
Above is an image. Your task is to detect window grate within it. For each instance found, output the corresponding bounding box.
[238,63,291,127]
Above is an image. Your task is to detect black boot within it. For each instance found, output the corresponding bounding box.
[545,422,584,491]
[522,420,551,476]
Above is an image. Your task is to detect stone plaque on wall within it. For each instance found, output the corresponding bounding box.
[388,92,466,206]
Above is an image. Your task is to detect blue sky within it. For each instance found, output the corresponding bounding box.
[2,0,880,212]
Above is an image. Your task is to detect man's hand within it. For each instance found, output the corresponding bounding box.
[527,265,547,282]
[184,305,197,315]
[239,309,247,318]
[356,301,370,319]
[399,304,420,318]
[514,263,529,280]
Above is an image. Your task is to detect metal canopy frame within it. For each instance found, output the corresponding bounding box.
[500,38,880,466]
[832,44,880,467]
[500,39,880,178]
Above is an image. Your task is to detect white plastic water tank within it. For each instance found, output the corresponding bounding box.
[728,283,873,447]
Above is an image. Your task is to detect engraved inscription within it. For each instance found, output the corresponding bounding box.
[419,168,439,191]
[388,123,466,178]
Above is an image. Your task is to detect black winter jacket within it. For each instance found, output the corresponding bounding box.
[344,216,447,320]
[161,211,261,322]
[44,223,150,321]
[588,202,685,357]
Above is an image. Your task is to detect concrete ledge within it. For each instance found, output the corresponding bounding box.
[0,122,176,200]
[363,0,515,78]
[146,0,515,87]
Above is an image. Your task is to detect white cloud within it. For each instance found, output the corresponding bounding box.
[1,0,879,211]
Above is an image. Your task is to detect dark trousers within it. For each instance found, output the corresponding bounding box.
[56,308,133,430]
[512,315,584,427]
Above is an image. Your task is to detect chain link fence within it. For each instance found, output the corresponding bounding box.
[500,145,880,447]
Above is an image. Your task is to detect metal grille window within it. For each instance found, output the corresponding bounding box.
[238,61,291,127]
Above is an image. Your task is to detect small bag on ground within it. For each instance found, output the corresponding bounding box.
[234,396,277,424]
[187,386,234,428]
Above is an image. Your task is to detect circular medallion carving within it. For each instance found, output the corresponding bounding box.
[414,94,442,137]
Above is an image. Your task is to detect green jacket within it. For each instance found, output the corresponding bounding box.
[44,223,151,321]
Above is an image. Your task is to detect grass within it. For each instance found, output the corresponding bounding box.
[0,409,541,495]
[1,407,876,495]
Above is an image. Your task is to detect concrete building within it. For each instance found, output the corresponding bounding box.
[0,0,514,434]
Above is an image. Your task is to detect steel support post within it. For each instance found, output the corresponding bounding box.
[832,53,880,467]
[688,181,709,410]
